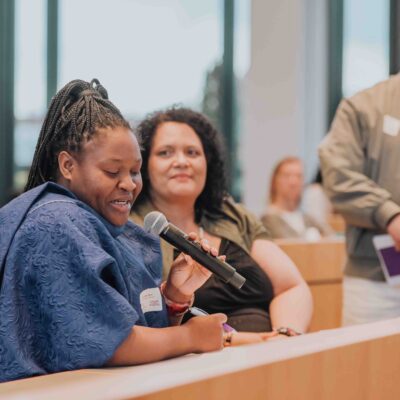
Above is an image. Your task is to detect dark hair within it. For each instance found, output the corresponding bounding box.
[136,107,227,220]
[25,79,130,191]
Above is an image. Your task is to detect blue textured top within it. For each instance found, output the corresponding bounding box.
[0,183,168,383]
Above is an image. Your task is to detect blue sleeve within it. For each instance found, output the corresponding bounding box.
[12,207,138,372]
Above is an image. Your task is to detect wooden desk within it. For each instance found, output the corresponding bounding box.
[328,213,346,234]
[276,238,346,331]
[2,318,400,400]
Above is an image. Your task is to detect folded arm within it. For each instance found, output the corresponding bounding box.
[106,313,226,366]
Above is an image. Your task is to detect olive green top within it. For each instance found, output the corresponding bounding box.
[131,197,271,279]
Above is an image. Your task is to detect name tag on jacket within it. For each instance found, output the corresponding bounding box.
[140,287,163,313]
[383,115,400,136]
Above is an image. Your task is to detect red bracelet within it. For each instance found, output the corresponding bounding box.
[160,282,194,317]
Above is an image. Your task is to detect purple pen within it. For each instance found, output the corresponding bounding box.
[189,306,236,332]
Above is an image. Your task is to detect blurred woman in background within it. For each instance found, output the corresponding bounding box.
[261,157,333,240]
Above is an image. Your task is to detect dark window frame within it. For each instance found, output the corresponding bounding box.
[0,0,15,206]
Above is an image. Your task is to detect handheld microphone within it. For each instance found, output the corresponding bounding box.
[143,211,246,289]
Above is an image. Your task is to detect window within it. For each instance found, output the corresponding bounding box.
[9,1,237,196]
[342,0,389,97]
[59,0,223,123]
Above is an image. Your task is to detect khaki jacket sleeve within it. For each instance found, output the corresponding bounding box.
[319,98,400,230]
[260,213,291,239]
[228,200,272,243]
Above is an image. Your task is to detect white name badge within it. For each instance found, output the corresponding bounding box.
[383,115,400,137]
[140,287,163,313]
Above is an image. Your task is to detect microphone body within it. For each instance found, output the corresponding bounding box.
[144,212,246,289]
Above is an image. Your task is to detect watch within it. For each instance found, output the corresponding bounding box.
[274,327,303,337]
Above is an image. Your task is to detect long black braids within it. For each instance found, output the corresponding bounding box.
[25,79,130,191]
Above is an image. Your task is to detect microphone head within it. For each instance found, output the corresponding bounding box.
[143,211,168,235]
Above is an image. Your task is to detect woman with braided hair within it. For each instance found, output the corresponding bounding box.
[0,79,227,383]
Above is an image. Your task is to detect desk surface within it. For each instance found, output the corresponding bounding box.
[2,318,400,400]
[276,237,346,282]
[276,238,345,331]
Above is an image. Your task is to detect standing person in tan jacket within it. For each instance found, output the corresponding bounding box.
[319,74,400,326]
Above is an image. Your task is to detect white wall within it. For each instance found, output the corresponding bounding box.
[240,0,327,215]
